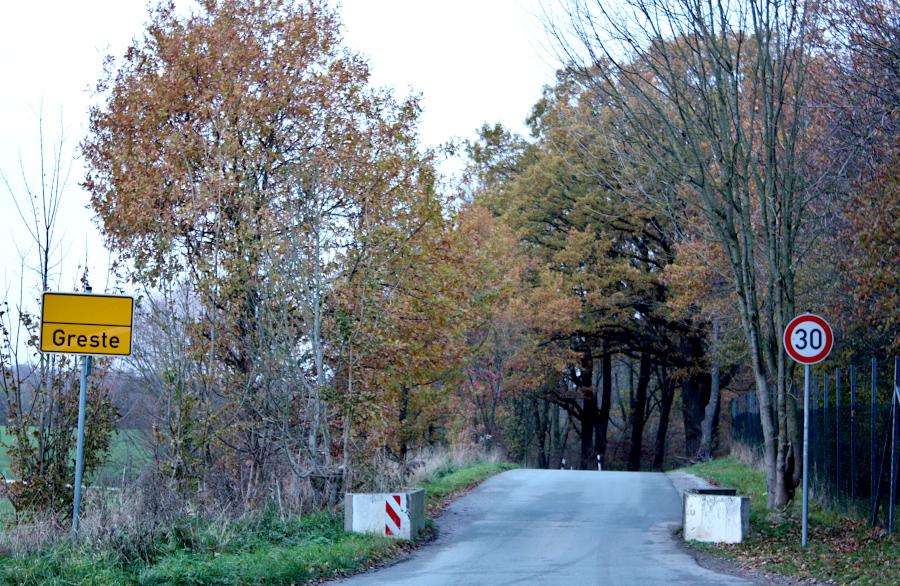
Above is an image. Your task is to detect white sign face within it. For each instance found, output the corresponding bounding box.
[783,314,833,365]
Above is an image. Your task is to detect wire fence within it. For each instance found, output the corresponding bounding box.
[732,356,900,529]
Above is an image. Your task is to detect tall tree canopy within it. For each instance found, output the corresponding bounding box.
[82,0,465,502]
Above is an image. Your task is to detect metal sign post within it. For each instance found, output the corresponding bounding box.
[783,313,834,548]
[71,352,92,539]
[890,356,899,533]
[802,362,810,547]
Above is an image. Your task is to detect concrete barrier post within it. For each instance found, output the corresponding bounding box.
[344,489,425,540]
[683,488,750,544]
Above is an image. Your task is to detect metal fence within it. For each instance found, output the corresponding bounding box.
[732,356,900,529]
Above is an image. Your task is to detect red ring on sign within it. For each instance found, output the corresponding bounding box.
[783,314,833,365]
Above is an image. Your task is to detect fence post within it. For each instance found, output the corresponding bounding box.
[835,368,841,500]
[870,357,878,525]
[824,372,830,500]
[851,364,857,504]
[889,356,898,533]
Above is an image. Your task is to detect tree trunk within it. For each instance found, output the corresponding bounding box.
[699,322,721,460]
[399,385,410,462]
[787,385,802,488]
[652,369,675,470]
[578,351,597,470]
[627,351,652,471]
[698,365,719,461]
[579,391,597,470]
[536,399,550,469]
[595,344,613,469]
[682,373,711,460]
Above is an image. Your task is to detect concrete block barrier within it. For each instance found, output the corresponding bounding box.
[344,488,425,540]
[683,488,750,544]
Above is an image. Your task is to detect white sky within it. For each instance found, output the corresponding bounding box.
[0,0,555,314]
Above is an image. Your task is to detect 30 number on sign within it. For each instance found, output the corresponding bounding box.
[783,314,833,365]
[794,327,825,353]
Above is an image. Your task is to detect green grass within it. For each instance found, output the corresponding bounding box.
[0,428,10,479]
[417,460,518,511]
[0,459,516,585]
[88,429,153,485]
[0,511,400,586]
[681,457,899,585]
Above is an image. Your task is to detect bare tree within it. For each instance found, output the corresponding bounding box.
[547,0,818,507]
[1,110,115,517]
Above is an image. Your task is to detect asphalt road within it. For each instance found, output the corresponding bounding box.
[336,469,753,586]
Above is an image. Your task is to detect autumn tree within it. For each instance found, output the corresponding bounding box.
[467,73,709,471]
[806,0,899,355]
[547,0,822,507]
[83,0,441,503]
[663,235,745,461]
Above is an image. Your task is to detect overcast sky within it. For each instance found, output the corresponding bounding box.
[0,0,555,309]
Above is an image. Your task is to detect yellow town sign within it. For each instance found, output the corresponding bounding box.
[40,292,134,356]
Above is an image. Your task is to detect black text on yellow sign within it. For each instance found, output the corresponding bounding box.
[40,292,134,356]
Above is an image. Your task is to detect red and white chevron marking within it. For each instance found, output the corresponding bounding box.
[385,494,402,536]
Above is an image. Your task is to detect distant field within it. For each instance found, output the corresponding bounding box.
[0,426,152,485]
[0,427,151,521]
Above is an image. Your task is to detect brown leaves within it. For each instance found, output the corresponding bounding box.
[83,0,401,285]
[709,511,900,584]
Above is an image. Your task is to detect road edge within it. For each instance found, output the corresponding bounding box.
[326,465,517,584]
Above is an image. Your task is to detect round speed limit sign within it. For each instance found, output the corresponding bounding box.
[783,313,833,365]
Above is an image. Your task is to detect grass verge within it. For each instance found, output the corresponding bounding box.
[0,460,516,585]
[420,461,518,513]
[0,511,400,586]
[681,457,899,586]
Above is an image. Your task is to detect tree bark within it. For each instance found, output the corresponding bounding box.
[398,385,410,462]
[652,369,675,469]
[627,351,652,471]
[699,321,721,460]
[536,399,550,469]
[595,344,613,468]
[682,372,711,459]
[577,351,597,470]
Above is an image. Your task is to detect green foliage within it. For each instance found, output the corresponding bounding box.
[137,512,398,586]
[682,457,900,585]
[0,352,117,518]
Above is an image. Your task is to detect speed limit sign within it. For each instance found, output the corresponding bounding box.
[783,313,833,365]
[783,312,834,549]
